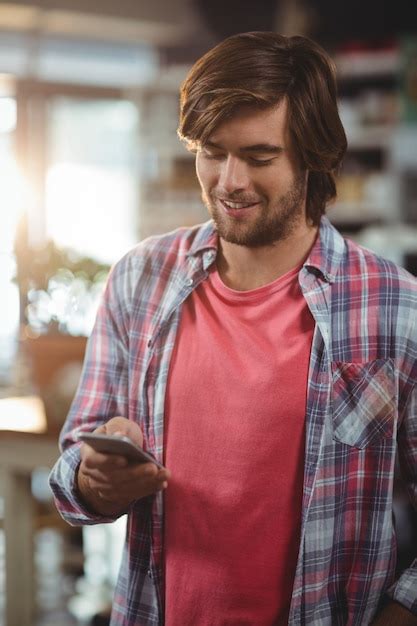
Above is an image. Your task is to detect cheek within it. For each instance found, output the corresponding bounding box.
[255,170,284,196]
[266,165,302,195]
[195,155,216,190]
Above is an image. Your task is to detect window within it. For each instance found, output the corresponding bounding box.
[0,95,22,383]
[45,98,139,264]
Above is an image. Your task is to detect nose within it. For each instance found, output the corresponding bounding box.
[218,155,250,194]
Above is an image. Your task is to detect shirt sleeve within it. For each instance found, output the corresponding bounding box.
[49,258,134,526]
[386,381,417,614]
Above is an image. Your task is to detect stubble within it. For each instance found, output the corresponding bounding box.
[203,174,308,248]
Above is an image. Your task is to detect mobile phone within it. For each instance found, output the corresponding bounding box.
[77,432,165,469]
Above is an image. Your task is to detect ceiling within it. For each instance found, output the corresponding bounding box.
[0,0,208,47]
[0,0,312,50]
[0,0,415,61]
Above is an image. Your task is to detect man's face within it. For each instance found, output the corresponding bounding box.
[195,101,308,248]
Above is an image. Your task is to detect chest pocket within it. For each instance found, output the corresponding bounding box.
[331,359,396,448]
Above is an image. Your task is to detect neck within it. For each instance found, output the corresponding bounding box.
[216,223,318,291]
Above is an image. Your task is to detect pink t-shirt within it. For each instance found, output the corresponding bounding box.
[164,265,315,626]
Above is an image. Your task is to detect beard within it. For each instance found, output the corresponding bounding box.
[202,174,307,248]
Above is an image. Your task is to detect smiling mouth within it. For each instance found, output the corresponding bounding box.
[219,199,260,212]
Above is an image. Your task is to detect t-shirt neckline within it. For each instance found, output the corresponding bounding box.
[209,263,302,303]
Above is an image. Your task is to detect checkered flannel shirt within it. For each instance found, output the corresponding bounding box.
[50,216,417,625]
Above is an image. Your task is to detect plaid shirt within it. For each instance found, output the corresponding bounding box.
[50,216,417,626]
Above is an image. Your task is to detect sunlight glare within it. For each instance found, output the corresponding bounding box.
[0,395,47,432]
[46,162,136,264]
[0,155,29,252]
[0,97,17,133]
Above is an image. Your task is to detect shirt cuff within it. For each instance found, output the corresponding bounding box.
[386,561,417,615]
[49,442,121,526]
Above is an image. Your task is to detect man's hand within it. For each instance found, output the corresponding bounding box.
[77,416,170,517]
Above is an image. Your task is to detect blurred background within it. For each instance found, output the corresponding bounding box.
[0,1,416,625]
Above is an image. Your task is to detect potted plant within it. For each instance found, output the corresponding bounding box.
[13,218,110,433]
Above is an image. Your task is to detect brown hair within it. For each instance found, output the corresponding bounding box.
[178,31,347,225]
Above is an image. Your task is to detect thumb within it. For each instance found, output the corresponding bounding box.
[104,416,144,447]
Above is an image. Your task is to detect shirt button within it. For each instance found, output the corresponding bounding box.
[186,278,193,286]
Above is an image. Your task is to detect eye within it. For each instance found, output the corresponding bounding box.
[248,157,275,167]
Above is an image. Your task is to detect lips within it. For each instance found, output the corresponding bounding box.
[222,200,256,209]
[218,198,260,217]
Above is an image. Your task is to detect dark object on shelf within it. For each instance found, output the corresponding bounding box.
[402,171,417,225]
[404,252,417,276]
[195,0,278,40]
[312,0,417,44]
[393,459,417,576]
[90,611,111,626]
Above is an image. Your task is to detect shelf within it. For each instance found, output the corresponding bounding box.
[330,201,390,222]
[331,205,387,216]
[346,125,395,150]
[335,49,399,79]
[328,212,384,233]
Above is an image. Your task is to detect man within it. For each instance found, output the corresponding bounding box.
[49,32,417,626]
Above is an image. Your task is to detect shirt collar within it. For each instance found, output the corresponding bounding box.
[303,216,346,283]
[186,220,218,270]
[185,216,346,282]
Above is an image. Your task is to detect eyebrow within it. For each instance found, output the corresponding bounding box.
[204,140,283,154]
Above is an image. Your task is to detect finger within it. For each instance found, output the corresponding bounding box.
[90,474,166,501]
[105,418,144,447]
[95,454,128,470]
[89,468,168,503]
[82,450,128,470]
[96,480,166,503]
[158,467,171,481]
[115,468,168,496]
[80,466,113,485]
[94,424,108,435]
[83,462,166,490]
[128,462,170,481]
